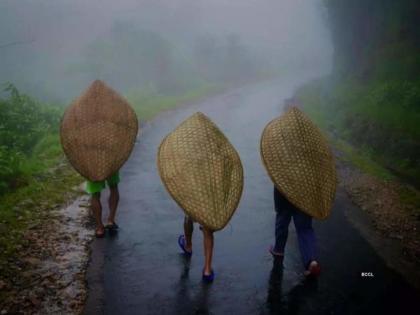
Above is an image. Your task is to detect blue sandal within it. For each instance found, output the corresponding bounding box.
[202,270,215,283]
[105,222,119,231]
[178,235,192,256]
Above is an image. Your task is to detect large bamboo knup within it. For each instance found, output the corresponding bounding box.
[60,80,139,181]
[260,107,337,219]
[157,112,244,231]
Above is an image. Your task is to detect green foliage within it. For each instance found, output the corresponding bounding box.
[351,80,420,138]
[0,79,221,196]
[296,77,420,186]
[333,139,394,181]
[127,84,220,121]
[0,147,23,192]
[73,22,263,99]
[293,79,330,130]
[0,157,82,262]
[399,186,420,211]
[0,84,63,194]
[298,1,420,187]
[76,23,206,96]
[323,0,420,80]
[0,80,221,266]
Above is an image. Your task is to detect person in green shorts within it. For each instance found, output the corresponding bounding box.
[86,172,120,237]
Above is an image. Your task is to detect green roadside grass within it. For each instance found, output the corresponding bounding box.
[332,139,394,181]
[295,79,420,210]
[0,83,219,267]
[127,84,221,120]
[0,145,83,264]
[295,80,390,178]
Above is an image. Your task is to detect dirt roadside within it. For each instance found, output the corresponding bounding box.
[0,79,273,315]
[290,99,420,290]
[0,193,93,315]
[336,155,420,290]
[1,88,418,313]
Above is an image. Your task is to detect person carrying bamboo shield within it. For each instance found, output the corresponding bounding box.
[260,106,337,277]
[157,112,243,282]
[60,80,139,237]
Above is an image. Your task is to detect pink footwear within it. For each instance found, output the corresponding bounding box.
[304,261,321,278]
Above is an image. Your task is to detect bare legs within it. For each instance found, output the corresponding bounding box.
[183,217,194,253]
[202,227,214,275]
[182,217,214,276]
[91,185,120,237]
[91,193,104,236]
[107,185,120,225]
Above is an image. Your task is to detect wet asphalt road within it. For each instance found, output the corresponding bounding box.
[84,79,420,315]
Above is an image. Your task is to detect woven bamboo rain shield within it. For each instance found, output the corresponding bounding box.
[60,80,139,181]
[260,107,337,219]
[157,112,244,231]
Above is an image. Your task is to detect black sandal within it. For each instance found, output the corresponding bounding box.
[105,222,119,231]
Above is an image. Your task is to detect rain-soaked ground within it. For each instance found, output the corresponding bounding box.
[84,79,420,315]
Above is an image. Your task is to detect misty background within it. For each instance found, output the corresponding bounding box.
[0,0,333,102]
[2,1,420,312]
[2,0,418,198]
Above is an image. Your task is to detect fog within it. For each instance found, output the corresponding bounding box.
[0,0,333,102]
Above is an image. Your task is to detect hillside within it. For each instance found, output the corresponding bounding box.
[297,0,420,185]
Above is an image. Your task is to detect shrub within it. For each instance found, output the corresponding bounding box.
[0,84,62,194]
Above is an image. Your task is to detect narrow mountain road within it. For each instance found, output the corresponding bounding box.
[84,79,420,315]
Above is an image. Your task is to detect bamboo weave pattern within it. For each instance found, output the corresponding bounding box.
[60,80,138,181]
[260,107,337,219]
[158,112,243,231]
